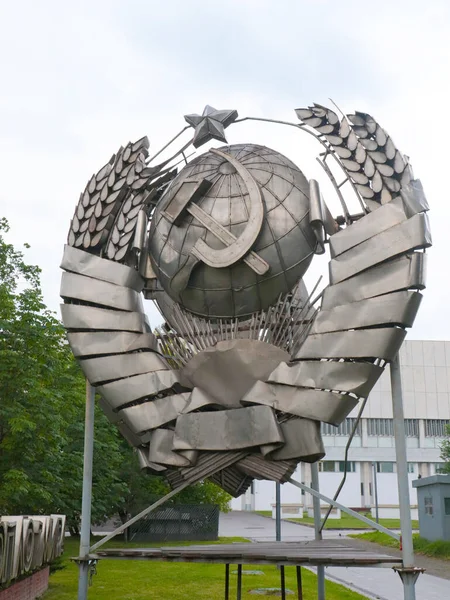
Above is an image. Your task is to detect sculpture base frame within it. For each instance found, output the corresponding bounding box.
[76,356,420,600]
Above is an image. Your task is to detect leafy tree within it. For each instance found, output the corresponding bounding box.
[0,218,126,530]
[0,218,231,532]
[176,480,232,511]
[440,424,450,474]
[0,216,69,514]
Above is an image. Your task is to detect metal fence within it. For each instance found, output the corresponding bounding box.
[127,504,220,542]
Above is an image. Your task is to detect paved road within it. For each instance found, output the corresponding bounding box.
[219,511,450,600]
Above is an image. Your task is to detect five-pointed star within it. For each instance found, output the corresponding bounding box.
[184,105,239,148]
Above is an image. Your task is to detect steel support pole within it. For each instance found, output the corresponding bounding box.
[280,565,286,600]
[390,354,420,599]
[311,463,325,600]
[275,482,281,541]
[236,564,242,600]
[77,381,95,600]
[296,566,303,600]
[225,564,229,600]
[372,461,380,524]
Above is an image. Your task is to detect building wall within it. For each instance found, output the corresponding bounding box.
[230,340,450,512]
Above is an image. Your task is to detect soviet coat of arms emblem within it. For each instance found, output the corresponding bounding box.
[60,103,431,496]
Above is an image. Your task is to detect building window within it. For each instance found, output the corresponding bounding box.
[338,461,356,473]
[367,419,419,437]
[444,498,450,516]
[367,419,394,436]
[321,418,361,436]
[434,463,446,474]
[424,420,450,437]
[404,419,419,437]
[376,462,395,473]
[407,463,415,473]
[319,461,336,472]
[424,496,433,516]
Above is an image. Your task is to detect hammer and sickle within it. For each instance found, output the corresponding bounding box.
[161,149,269,300]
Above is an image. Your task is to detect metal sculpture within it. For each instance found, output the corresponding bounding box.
[61,103,431,499]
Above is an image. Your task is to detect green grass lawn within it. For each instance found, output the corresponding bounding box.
[44,536,367,599]
[255,510,419,530]
[350,531,450,560]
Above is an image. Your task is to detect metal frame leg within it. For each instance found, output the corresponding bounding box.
[77,381,95,600]
[296,566,303,600]
[225,564,229,600]
[394,568,424,598]
[280,565,286,600]
[236,564,242,600]
[391,355,423,599]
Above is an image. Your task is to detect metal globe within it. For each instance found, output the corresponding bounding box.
[149,143,316,319]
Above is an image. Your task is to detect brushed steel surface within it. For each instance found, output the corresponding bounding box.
[242,381,358,425]
[136,447,167,472]
[400,179,429,217]
[268,418,325,461]
[80,352,168,385]
[181,339,289,408]
[309,179,338,254]
[61,244,144,291]
[329,197,410,258]
[173,406,283,452]
[67,331,157,357]
[149,429,198,467]
[119,393,191,433]
[97,370,186,410]
[61,271,143,312]
[267,360,382,397]
[329,213,431,284]
[181,387,220,413]
[61,303,147,333]
[310,290,422,334]
[322,252,426,310]
[295,328,406,361]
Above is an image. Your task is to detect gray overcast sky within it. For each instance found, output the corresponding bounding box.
[1,0,449,338]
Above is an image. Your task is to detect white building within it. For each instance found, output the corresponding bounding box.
[231,340,450,515]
